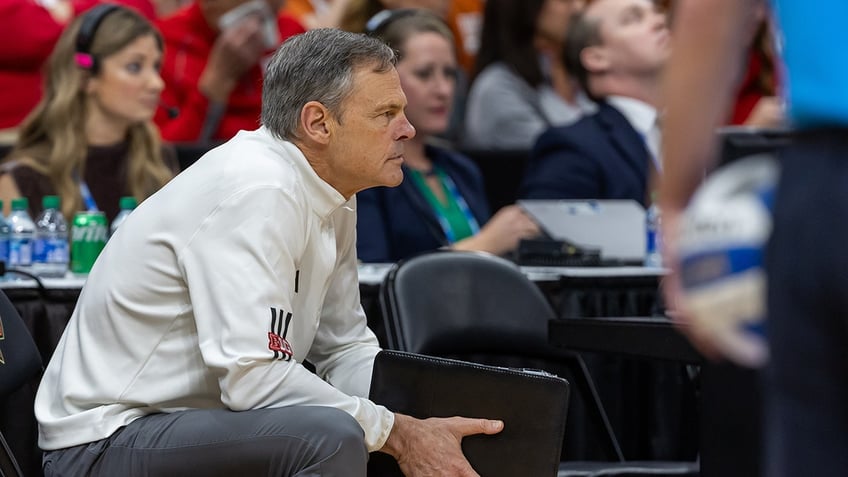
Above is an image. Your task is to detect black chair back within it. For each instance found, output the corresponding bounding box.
[376,251,701,476]
[382,250,553,353]
[0,289,43,477]
[0,291,41,397]
[379,251,623,463]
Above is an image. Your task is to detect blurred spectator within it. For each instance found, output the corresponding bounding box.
[282,0,347,28]
[0,0,155,138]
[154,0,304,142]
[285,0,482,74]
[151,0,190,17]
[91,0,156,18]
[357,9,539,263]
[0,5,177,222]
[730,8,784,127]
[338,0,448,32]
[519,0,670,206]
[463,0,593,150]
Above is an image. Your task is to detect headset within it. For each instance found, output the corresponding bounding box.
[74,3,180,119]
[74,3,121,73]
[365,9,426,38]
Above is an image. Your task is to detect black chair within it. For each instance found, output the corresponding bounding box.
[377,250,699,477]
[0,288,43,477]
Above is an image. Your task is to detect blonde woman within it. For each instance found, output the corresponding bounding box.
[356,9,539,262]
[0,4,177,223]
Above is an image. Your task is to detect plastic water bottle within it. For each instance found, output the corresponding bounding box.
[110,196,137,237]
[33,195,69,278]
[644,200,662,268]
[0,200,10,274]
[7,197,36,274]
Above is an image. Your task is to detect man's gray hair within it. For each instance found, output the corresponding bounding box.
[261,28,398,141]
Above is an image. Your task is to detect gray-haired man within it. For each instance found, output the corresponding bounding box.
[36,29,502,477]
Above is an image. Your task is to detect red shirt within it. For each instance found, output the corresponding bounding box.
[0,0,156,130]
[730,48,780,125]
[0,0,64,129]
[155,3,305,142]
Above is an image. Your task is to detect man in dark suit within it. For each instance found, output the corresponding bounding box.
[519,0,671,206]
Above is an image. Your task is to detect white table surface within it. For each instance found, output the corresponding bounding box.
[0,264,667,290]
[356,263,665,286]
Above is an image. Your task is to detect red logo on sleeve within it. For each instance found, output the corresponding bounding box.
[269,308,294,361]
[268,331,293,358]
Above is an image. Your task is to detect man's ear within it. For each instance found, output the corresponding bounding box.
[581,45,609,75]
[299,101,333,145]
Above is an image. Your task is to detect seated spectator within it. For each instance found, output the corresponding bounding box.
[463,0,593,150]
[0,5,177,223]
[519,0,670,207]
[329,0,482,140]
[0,0,156,138]
[357,9,539,263]
[287,0,482,75]
[154,0,304,142]
[337,0,448,32]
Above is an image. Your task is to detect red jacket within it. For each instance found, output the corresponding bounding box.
[0,0,63,129]
[155,3,304,142]
[0,0,156,130]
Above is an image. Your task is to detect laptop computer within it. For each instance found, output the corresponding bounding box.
[368,350,570,477]
[518,199,646,265]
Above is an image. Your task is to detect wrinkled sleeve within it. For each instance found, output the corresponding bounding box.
[179,187,393,451]
[309,198,382,400]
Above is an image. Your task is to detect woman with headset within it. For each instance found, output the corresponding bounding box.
[0,4,177,223]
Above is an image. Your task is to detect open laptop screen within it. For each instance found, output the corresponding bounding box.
[517,199,646,264]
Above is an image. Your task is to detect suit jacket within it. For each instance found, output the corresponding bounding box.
[356,145,491,263]
[519,102,651,207]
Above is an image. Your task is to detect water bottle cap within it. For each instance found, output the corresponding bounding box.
[11,197,28,210]
[119,196,137,210]
[42,195,60,209]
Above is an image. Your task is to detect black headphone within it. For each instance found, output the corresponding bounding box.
[74,3,121,73]
[365,9,422,38]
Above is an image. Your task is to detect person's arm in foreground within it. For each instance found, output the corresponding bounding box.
[659,0,762,357]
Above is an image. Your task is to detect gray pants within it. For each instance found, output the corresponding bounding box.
[42,406,368,477]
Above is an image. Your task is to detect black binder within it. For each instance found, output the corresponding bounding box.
[367,350,570,477]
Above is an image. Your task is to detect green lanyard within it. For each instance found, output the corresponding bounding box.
[409,167,480,244]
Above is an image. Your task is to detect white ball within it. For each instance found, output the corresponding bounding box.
[677,155,779,368]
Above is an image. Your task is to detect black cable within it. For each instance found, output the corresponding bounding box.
[0,260,48,294]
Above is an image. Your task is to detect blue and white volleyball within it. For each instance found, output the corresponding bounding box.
[677,155,779,368]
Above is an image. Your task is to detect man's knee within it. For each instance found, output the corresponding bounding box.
[304,407,367,451]
[292,407,368,475]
